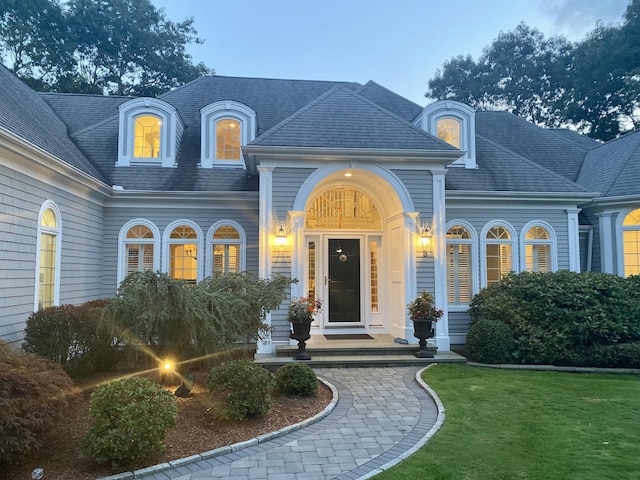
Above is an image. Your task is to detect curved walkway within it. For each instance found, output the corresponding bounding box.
[115,366,444,480]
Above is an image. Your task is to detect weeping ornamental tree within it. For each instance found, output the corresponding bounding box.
[104,271,290,365]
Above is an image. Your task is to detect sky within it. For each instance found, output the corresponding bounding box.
[150,0,630,106]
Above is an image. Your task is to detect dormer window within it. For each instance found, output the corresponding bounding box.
[200,101,256,168]
[418,100,476,168]
[117,98,184,168]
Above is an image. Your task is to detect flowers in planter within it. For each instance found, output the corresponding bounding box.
[288,296,322,323]
[407,290,443,322]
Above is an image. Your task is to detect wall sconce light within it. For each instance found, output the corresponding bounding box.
[420,222,433,257]
[275,222,287,248]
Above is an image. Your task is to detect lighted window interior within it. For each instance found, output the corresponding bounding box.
[306,187,381,230]
[370,241,378,312]
[212,225,240,275]
[216,119,241,160]
[134,115,161,158]
[446,226,472,305]
[525,226,551,273]
[169,226,197,283]
[437,118,461,148]
[623,209,640,276]
[486,226,511,286]
[38,233,56,309]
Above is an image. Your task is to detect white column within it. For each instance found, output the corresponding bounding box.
[566,208,581,272]
[257,166,274,354]
[432,169,450,350]
[597,212,614,274]
[289,211,306,300]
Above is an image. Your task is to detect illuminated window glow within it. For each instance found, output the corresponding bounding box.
[134,115,161,158]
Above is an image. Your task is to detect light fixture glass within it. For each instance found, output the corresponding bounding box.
[420,222,433,257]
[275,223,287,247]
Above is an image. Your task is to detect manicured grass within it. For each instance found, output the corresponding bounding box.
[375,364,640,480]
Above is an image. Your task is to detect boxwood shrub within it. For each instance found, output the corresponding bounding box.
[275,363,319,397]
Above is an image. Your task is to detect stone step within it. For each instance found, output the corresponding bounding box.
[273,344,437,357]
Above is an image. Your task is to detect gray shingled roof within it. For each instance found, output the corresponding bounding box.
[41,93,131,134]
[355,80,423,123]
[577,129,640,197]
[476,111,589,182]
[549,128,600,150]
[0,65,103,180]
[251,86,455,151]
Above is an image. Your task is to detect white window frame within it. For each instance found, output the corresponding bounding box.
[34,200,62,311]
[617,207,640,277]
[206,220,246,276]
[117,219,161,285]
[480,221,518,288]
[117,97,184,167]
[162,220,204,283]
[445,220,478,309]
[200,101,256,169]
[520,221,557,273]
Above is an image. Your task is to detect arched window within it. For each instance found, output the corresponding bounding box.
[35,202,61,310]
[167,224,199,283]
[524,226,552,272]
[623,209,640,276]
[484,224,515,287]
[209,223,245,275]
[437,117,461,148]
[118,220,160,284]
[133,115,161,158]
[216,119,241,161]
[306,187,381,230]
[446,225,474,305]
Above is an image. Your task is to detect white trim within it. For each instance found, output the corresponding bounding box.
[162,220,204,283]
[34,200,62,311]
[117,97,183,168]
[200,101,256,169]
[519,220,558,273]
[597,212,615,274]
[616,207,640,277]
[432,171,450,350]
[257,166,274,354]
[566,209,581,272]
[205,220,247,276]
[445,219,479,306]
[480,220,518,288]
[116,219,161,286]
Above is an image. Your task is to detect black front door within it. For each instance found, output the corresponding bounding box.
[328,238,361,323]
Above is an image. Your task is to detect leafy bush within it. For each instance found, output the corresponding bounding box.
[81,376,177,468]
[275,363,319,397]
[468,271,640,366]
[0,341,79,464]
[206,358,274,420]
[465,318,514,364]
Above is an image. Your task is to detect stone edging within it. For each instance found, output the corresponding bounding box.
[98,377,339,480]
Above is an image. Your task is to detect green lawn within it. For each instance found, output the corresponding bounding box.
[375,364,640,480]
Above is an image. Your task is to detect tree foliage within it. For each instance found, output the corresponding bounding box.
[0,0,213,95]
[427,1,640,141]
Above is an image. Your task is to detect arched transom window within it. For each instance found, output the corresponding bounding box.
[306,187,381,230]
[125,225,155,276]
[485,225,513,286]
[216,119,241,161]
[437,117,461,148]
[623,209,640,277]
[212,225,241,275]
[446,225,473,305]
[134,114,161,158]
[169,225,198,283]
[37,206,60,309]
[524,226,552,272]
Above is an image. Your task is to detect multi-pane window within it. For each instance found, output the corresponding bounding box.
[211,225,240,275]
[133,115,161,158]
[370,241,379,312]
[485,225,513,286]
[524,226,552,272]
[623,209,640,277]
[308,240,316,302]
[216,119,241,160]
[306,187,381,230]
[38,208,58,309]
[169,225,198,283]
[125,225,155,277]
[437,118,461,148]
[446,225,473,305]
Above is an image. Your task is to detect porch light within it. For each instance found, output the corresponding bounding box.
[420,222,433,257]
[275,223,287,248]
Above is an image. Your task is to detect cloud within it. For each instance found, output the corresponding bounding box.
[535,0,628,39]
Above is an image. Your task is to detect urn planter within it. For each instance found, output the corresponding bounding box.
[289,321,312,360]
[412,318,435,358]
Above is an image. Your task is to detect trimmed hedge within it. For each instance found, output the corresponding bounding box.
[465,318,514,364]
[467,271,640,366]
[275,363,319,397]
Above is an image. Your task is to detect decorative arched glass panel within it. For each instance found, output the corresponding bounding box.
[169,225,198,283]
[623,209,640,276]
[446,225,473,305]
[212,225,241,275]
[216,118,241,160]
[306,187,381,230]
[134,114,161,158]
[125,225,155,277]
[36,204,60,310]
[437,117,461,148]
[524,226,551,272]
[485,226,513,286]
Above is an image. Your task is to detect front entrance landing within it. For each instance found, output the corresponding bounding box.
[255,334,466,368]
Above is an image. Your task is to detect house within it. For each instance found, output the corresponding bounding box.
[2,64,640,353]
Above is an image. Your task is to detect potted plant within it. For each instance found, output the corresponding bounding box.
[407,290,443,358]
[288,297,322,360]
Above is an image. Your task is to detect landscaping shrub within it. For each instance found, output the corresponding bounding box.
[75,299,124,373]
[0,341,79,465]
[80,376,177,468]
[465,318,514,364]
[206,358,274,420]
[468,271,640,366]
[275,363,319,397]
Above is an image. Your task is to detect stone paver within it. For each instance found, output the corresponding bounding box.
[105,366,444,480]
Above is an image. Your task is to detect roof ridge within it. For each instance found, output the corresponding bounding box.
[599,130,640,196]
[477,133,588,192]
[356,80,424,118]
